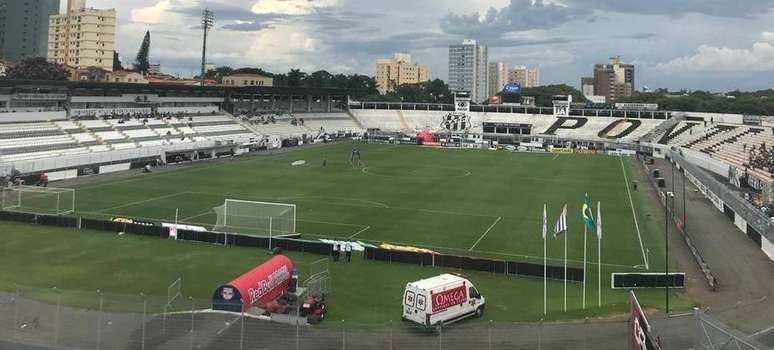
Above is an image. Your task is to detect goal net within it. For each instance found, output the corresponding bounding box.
[1,185,75,215]
[212,199,296,237]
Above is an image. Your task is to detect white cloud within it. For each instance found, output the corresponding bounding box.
[251,0,337,15]
[130,0,171,24]
[657,32,774,72]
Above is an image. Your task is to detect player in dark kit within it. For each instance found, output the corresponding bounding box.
[350,148,362,167]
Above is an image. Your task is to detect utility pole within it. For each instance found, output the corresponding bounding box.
[200,8,215,86]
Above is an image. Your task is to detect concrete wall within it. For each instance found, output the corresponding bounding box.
[0,111,67,122]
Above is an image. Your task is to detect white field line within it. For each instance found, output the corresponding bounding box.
[552,153,560,160]
[216,314,243,335]
[76,165,213,191]
[348,226,371,239]
[95,192,190,213]
[79,206,646,270]
[619,156,649,270]
[184,191,501,220]
[469,216,502,251]
[301,232,644,270]
[750,325,774,338]
[299,218,368,228]
[179,210,212,222]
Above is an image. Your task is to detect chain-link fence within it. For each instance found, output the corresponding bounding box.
[1,285,767,350]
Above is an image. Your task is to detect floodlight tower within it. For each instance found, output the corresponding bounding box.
[200,8,215,86]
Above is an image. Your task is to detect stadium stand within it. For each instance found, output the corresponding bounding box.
[350,110,663,142]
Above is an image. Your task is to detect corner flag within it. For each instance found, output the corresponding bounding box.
[582,194,596,232]
[554,204,568,237]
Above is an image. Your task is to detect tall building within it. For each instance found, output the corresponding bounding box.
[375,53,428,95]
[507,65,539,88]
[47,0,115,71]
[592,56,634,103]
[448,39,488,103]
[0,0,60,62]
[580,77,595,97]
[488,62,508,98]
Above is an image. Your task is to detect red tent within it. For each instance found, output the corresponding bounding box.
[212,255,293,312]
[416,129,434,143]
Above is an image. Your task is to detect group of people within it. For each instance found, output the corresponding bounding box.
[331,240,354,263]
[747,142,774,174]
[237,112,282,125]
[82,110,207,122]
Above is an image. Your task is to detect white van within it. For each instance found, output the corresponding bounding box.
[402,274,485,327]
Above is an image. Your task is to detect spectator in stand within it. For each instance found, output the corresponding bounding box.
[38,173,49,187]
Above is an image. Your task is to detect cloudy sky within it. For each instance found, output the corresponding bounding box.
[74,0,774,91]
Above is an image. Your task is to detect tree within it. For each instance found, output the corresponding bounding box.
[134,30,151,74]
[302,70,333,88]
[424,79,452,103]
[204,66,234,83]
[113,51,123,71]
[286,69,307,87]
[5,57,67,81]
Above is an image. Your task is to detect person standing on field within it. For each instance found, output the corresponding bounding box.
[344,241,353,263]
[332,241,340,262]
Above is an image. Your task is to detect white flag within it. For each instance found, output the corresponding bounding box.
[596,201,602,240]
[542,204,547,240]
[554,204,568,238]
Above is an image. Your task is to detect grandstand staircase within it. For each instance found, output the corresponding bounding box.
[114,128,135,146]
[53,121,86,148]
[396,110,411,132]
[344,109,366,130]
[683,125,737,148]
[701,128,764,154]
[224,111,264,137]
[73,120,104,146]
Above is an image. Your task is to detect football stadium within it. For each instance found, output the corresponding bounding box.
[1,79,773,349]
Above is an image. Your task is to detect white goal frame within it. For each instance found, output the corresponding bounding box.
[215,199,297,239]
[1,185,76,215]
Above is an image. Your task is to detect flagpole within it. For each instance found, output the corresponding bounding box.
[598,227,602,308]
[564,226,567,313]
[543,204,547,316]
[598,201,602,308]
[583,223,587,310]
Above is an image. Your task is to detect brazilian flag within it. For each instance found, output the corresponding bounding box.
[582,194,595,231]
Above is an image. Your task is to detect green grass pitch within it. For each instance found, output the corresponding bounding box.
[0,143,692,323]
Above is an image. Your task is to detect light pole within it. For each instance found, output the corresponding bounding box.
[200,8,215,86]
[665,190,675,314]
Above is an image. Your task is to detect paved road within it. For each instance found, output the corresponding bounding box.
[651,158,774,344]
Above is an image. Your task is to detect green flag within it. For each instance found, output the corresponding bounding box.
[582,194,595,231]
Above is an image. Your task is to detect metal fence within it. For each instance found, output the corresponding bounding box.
[672,150,774,239]
[0,285,766,350]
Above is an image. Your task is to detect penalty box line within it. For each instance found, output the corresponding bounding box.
[95,191,192,213]
[469,216,502,251]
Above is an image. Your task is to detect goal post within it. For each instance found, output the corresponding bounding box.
[1,185,75,215]
[212,199,296,237]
